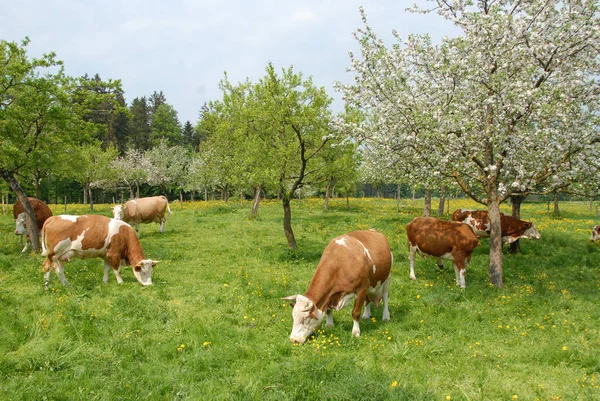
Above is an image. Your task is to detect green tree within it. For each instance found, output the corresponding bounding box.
[70,144,120,210]
[150,103,182,146]
[128,97,151,150]
[181,120,199,150]
[202,64,334,249]
[0,38,119,251]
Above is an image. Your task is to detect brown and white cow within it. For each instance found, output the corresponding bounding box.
[14,197,53,253]
[406,217,480,288]
[451,209,541,243]
[41,214,158,289]
[590,226,600,241]
[113,195,172,237]
[282,229,392,344]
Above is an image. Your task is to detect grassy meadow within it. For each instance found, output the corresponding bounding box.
[0,197,599,400]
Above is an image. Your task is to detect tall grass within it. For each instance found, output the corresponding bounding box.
[0,198,598,400]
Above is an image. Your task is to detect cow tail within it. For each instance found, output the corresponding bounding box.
[40,223,48,256]
[167,201,173,215]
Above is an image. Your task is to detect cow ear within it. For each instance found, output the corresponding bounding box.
[281,294,298,307]
[134,262,142,272]
[151,260,160,267]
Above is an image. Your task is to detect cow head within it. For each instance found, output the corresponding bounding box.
[591,226,600,242]
[133,259,158,286]
[521,222,541,240]
[15,212,28,235]
[281,294,325,344]
[112,205,125,220]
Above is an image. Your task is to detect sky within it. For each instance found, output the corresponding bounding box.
[2,0,458,125]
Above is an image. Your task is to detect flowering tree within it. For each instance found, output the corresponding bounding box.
[145,140,190,199]
[110,149,151,200]
[336,1,600,287]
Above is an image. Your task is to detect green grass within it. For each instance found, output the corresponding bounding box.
[0,198,599,400]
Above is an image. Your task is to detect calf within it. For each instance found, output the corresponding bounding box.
[282,229,392,344]
[113,195,172,237]
[14,197,53,252]
[451,209,541,243]
[590,226,600,241]
[406,217,480,288]
[41,214,158,289]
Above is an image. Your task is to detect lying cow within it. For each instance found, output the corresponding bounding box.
[451,209,541,243]
[282,229,392,344]
[41,214,158,289]
[113,195,172,237]
[590,226,600,241]
[406,217,480,288]
[14,197,53,252]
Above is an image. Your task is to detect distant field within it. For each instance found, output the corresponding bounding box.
[0,198,599,400]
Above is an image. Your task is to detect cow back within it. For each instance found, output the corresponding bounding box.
[407,217,479,257]
[306,229,391,307]
[14,197,53,229]
[42,215,113,253]
[123,196,168,223]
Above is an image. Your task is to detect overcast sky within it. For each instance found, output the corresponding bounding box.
[2,1,458,124]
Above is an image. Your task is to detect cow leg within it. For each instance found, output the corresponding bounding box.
[325,310,334,328]
[453,261,466,288]
[436,259,444,270]
[21,237,29,253]
[409,244,417,280]
[103,261,111,283]
[134,224,141,238]
[361,301,372,319]
[43,258,53,290]
[381,276,391,322]
[159,219,165,233]
[113,265,124,284]
[352,292,367,337]
[54,261,69,287]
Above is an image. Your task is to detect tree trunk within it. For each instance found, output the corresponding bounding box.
[510,194,524,254]
[88,185,94,211]
[83,186,88,205]
[1,170,40,252]
[423,189,431,217]
[282,196,297,249]
[437,185,446,216]
[488,188,503,288]
[553,192,560,215]
[324,177,332,212]
[34,176,42,200]
[252,186,262,215]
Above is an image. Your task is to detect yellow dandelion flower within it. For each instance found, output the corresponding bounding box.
[391,381,398,387]
[562,345,568,351]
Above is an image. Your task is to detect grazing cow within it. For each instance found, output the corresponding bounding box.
[406,217,480,288]
[41,214,158,289]
[451,209,541,243]
[13,197,53,253]
[113,195,172,237]
[282,229,392,344]
[590,226,600,242]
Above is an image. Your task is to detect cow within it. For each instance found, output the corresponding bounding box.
[406,217,480,289]
[590,226,600,242]
[41,214,158,289]
[113,195,172,237]
[282,229,392,344]
[451,209,541,243]
[13,197,53,253]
